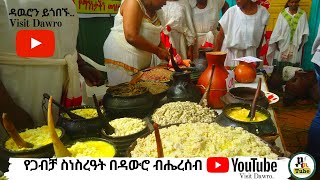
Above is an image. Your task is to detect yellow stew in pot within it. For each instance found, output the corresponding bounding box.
[226,108,268,122]
[67,141,116,157]
[5,125,62,152]
[63,108,98,119]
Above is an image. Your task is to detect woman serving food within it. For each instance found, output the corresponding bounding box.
[103,0,170,86]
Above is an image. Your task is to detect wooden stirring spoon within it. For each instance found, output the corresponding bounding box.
[1,113,33,148]
[199,64,215,107]
[47,96,71,157]
[248,78,262,121]
[129,71,144,85]
[153,123,164,158]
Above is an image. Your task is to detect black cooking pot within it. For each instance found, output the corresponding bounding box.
[0,126,66,158]
[220,87,269,109]
[215,103,277,136]
[102,83,154,119]
[57,105,106,139]
[101,124,149,157]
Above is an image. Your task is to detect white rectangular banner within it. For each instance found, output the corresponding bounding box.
[4,157,291,180]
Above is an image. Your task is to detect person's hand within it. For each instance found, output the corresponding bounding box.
[79,65,105,87]
[156,47,170,61]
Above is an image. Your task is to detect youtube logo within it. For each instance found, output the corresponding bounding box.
[207,157,229,173]
[16,30,55,58]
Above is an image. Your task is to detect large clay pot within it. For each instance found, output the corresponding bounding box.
[285,71,315,98]
[167,71,202,103]
[197,52,228,109]
[267,65,284,92]
[234,61,256,83]
[102,83,154,119]
[192,47,213,72]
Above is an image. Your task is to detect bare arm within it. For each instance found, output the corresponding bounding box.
[214,24,225,51]
[122,0,169,60]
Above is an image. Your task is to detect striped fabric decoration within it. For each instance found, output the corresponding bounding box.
[281,9,305,43]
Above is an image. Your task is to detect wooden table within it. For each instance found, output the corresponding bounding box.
[215,75,286,153]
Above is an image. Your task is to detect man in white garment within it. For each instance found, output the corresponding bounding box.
[266,2,309,67]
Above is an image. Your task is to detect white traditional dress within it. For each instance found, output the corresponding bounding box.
[0,0,81,140]
[219,5,270,67]
[159,0,195,59]
[189,0,225,58]
[267,7,309,65]
[103,0,163,86]
[311,25,320,66]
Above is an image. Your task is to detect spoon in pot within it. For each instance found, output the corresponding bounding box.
[129,71,144,85]
[1,113,34,148]
[92,94,115,135]
[248,78,262,121]
[43,93,84,119]
[153,123,164,158]
[47,96,72,157]
[199,64,215,107]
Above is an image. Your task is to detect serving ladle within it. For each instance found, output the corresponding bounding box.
[92,94,115,135]
[169,44,183,72]
[43,93,84,119]
[1,113,34,148]
[248,78,262,121]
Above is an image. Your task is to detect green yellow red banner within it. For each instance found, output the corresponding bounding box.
[73,0,121,14]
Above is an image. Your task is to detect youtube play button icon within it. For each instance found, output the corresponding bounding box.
[207,157,229,173]
[16,30,55,58]
[31,38,42,49]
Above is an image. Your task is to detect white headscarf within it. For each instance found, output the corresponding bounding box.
[251,0,257,2]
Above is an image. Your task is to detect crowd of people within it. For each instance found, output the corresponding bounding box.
[0,0,319,174]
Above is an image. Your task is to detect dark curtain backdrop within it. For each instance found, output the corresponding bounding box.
[76,17,114,65]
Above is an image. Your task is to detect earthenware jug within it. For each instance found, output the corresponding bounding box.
[193,47,213,72]
[197,52,228,109]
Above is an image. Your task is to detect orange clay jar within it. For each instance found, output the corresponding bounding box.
[197,52,228,109]
[234,61,256,83]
